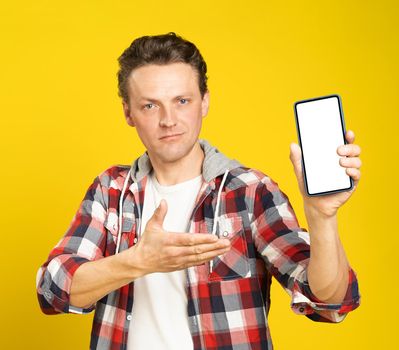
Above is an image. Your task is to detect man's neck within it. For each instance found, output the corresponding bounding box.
[148,141,204,186]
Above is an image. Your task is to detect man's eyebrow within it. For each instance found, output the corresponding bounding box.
[138,94,193,102]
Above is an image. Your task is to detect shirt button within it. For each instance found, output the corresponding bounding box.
[126,314,132,321]
[133,237,138,244]
[222,231,229,237]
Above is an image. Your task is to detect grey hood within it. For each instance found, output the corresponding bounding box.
[129,138,243,183]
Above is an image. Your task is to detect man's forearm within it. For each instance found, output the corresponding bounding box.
[68,228,230,309]
[70,249,143,309]
[305,210,350,304]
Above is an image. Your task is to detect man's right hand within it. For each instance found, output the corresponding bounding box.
[70,198,231,309]
[122,199,231,277]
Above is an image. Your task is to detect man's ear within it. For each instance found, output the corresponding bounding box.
[201,90,210,118]
[123,100,135,127]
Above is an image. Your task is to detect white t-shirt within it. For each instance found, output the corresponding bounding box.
[127,170,203,350]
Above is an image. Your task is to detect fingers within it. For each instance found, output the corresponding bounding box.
[338,130,360,157]
[337,132,362,183]
[169,232,219,246]
[160,235,232,270]
[339,156,362,169]
[345,168,361,181]
[337,143,361,157]
[146,199,168,230]
[137,226,232,273]
[345,130,355,143]
[180,246,231,268]
[289,143,302,171]
[338,151,361,183]
[180,239,231,256]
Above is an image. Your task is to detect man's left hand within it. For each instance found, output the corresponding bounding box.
[289,129,362,218]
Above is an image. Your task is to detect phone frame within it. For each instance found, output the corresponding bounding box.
[293,94,354,196]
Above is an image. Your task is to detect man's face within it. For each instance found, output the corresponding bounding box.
[123,62,210,164]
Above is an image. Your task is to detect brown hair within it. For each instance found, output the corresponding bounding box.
[117,32,209,104]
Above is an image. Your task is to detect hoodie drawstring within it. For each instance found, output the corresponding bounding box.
[210,168,229,273]
[116,168,132,254]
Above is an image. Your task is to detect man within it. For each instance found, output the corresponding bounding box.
[36,32,361,350]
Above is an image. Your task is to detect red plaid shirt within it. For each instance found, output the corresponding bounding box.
[36,139,360,349]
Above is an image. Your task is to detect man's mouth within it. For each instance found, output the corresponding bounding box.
[159,133,184,140]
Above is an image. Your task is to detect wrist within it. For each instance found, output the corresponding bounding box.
[118,246,147,280]
[304,202,337,222]
[306,216,339,249]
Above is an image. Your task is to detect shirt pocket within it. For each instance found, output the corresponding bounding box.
[104,212,135,242]
[208,214,251,282]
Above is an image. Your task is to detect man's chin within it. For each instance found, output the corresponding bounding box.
[152,140,198,164]
[156,150,189,164]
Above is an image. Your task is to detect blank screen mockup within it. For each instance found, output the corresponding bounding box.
[295,96,351,195]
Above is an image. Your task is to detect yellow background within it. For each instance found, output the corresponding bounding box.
[1,0,397,348]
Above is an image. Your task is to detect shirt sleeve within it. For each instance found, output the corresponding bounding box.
[251,174,360,323]
[36,175,108,315]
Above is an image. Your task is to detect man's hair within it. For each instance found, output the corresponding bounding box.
[117,32,209,104]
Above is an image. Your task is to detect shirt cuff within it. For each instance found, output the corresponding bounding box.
[39,254,96,314]
[290,266,361,322]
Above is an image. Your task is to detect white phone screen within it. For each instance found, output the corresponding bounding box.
[294,95,352,195]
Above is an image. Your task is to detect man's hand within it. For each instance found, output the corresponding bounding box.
[70,199,231,308]
[123,199,231,277]
[289,129,362,218]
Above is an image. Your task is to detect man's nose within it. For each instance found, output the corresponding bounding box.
[159,106,177,127]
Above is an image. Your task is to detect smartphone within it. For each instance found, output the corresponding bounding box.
[293,94,353,196]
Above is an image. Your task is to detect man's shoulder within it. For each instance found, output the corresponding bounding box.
[95,164,131,189]
[228,166,279,189]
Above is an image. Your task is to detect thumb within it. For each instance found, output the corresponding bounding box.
[289,143,305,193]
[146,198,168,231]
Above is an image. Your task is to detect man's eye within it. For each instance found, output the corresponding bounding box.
[144,103,155,110]
[179,98,188,104]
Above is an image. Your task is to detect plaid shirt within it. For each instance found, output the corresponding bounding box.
[36,139,360,350]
